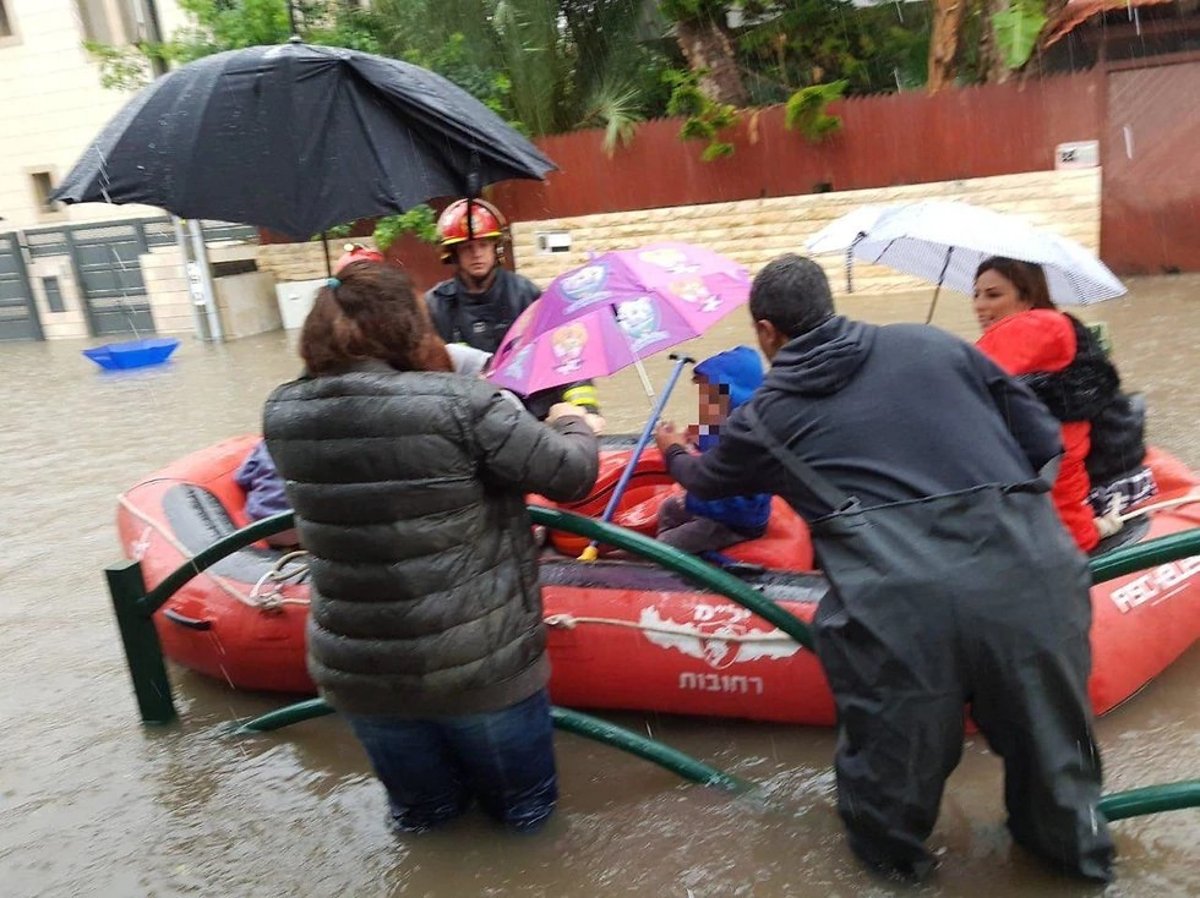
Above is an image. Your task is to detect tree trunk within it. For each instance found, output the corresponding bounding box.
[675,16,749,107]
[927,0,967,93]
[978,0,1012,84]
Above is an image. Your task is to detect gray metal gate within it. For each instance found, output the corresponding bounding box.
[67,221,156,336]
[17,216,256,339]
[0,233,42,342]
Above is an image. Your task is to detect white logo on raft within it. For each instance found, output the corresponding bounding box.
[638,603,801,670]
[131,525,153,562]
[679,672,765,695]
[1109,556,1200,613]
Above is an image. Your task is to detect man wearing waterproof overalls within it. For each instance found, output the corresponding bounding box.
[425,198,600,419]
[655,254,1114,883]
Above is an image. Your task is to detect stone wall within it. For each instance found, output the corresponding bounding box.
[254,241,354,283]
[140,246,195,336]
[141,243,268,337]
[27,254,88,340]
[510,169,1102,295]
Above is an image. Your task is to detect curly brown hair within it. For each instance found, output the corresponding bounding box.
[975,257,1056,310]
[300,261,453,375]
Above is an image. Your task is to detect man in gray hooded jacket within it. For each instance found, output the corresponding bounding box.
[655,255,1114,883]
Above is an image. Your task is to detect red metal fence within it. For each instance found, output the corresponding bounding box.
[267,66,1199,277]
[492,71,1106,220]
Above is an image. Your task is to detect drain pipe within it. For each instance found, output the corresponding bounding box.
[187,220,223,343]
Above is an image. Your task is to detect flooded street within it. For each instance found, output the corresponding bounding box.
[1,276,1198,897]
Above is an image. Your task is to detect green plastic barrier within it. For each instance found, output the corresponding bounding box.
[231,699,749,793]
[1098,780,1200,821]
[1090,527,1200,584]
[108,502,1200,818]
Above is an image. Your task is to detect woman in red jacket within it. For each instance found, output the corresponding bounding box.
[973,257,1155,552]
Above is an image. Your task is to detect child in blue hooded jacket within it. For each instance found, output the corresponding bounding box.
[657,346,772,554]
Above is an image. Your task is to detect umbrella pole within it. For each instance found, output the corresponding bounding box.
[579,354,694,562]
[924,246,954,325]
[924,282,943,325]
[321,232,332,278]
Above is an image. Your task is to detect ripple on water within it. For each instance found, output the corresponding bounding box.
[2,281,1199,896]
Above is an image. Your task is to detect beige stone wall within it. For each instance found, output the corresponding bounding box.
[510,169,1102,295]
[27,255,88,340]
[141,243,271,338]
[214,271,282,339]
[255,240,363,283]
[140,246,195,336]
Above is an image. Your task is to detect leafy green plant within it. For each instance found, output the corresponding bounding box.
[581,79,645,157]
[403,33,522,130]
[320,223,355,240]
[991,0,1048,70]
[784,80,847,143]
[664,69,740,162]
[84,41,154,91]
[372,205,439,252]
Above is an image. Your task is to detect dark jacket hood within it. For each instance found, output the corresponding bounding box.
[763,315,877,396]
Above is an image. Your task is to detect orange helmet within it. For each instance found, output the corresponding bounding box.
[334,243,385,273]
[437,198,506,262]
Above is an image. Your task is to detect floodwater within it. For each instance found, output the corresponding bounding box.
[1,276,1198,897]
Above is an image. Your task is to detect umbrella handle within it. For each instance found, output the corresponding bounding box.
[924,246,953,325]
[579,354,694,562]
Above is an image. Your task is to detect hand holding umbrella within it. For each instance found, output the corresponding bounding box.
[486,242,753,560]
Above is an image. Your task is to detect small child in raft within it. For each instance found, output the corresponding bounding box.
[657,346,772,554]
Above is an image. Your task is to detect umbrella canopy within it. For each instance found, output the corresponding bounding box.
[488,242,752,396]
[819,200,1126,306]
[52,42,555,239]
[804,205,885,255]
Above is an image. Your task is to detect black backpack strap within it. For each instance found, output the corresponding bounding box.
[742,404,858,517]
[426,283,464,344]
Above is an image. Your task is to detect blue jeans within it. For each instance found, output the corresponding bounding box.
[346,689,558,833]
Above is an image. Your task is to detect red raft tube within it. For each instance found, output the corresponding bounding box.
[118,437,1200,724]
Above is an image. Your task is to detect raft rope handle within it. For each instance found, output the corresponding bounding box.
[544,613,796,643]
[248,551,311,609]
[117,494,310,612]
[1118,490,1200,523]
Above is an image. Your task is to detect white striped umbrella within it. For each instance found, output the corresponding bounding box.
[807,200,1127,317]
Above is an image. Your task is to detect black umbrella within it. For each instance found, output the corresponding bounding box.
[52,41,555,240]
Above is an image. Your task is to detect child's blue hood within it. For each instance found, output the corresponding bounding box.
[694,345,763,409]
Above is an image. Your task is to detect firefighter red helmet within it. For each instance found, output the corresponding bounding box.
[436,198,506,262]
[334,243,385,274]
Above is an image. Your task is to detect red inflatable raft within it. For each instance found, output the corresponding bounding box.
[117,436,1200,724]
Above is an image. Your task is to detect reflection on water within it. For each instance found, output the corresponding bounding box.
[1,277,1197,897]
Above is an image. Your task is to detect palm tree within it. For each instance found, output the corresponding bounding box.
[659,0,749,105]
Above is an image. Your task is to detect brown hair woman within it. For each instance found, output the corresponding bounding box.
[264,261,600,833]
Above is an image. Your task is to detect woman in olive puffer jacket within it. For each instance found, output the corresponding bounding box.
[264,261,599,834]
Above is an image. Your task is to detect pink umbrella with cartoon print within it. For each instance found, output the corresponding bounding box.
[488,242,752,396]
[486,242,752,560]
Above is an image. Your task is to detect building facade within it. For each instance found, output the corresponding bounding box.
[0,0,190,231]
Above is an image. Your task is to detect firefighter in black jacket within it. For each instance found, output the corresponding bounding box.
[425,198,600,420]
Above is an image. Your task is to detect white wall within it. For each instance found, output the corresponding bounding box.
[0,0,184,232]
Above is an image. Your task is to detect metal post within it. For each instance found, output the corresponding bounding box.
[173,217,208,340]
[106,560,177,725]
[140,0,208,344]
[11,230,45,341]
[187,219,223,342]
[140,0,169,77]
